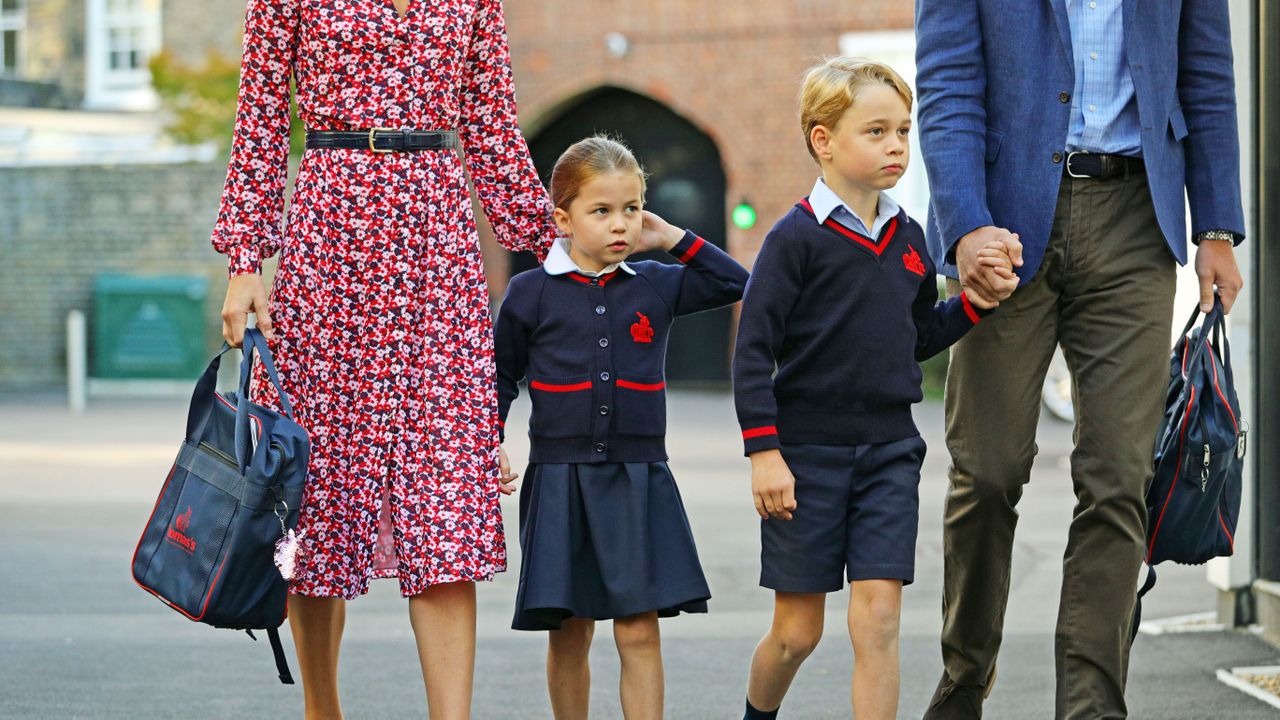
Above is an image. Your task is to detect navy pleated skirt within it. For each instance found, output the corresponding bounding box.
[511,461,711,631]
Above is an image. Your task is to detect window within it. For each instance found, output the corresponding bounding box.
[0,0,24,78]
[85,0,162,110]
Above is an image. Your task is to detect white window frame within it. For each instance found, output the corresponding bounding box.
[84,0,162,111]
[0,0,26,78]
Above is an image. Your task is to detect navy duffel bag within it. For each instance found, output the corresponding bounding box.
[131,328,309,683]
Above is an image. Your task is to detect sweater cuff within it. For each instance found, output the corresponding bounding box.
[741,425,781,455]
[225,245,263,277]
[960,292,994,324]
[670,230,706,264]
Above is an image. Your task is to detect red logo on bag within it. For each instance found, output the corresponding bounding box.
[167,507,196,554]
[175,506,192,532]
[630,313,654,343]
[902,245,927,277]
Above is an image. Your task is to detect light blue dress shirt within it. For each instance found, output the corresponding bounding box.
[1064,0,1143,156]
[808,178,904,238]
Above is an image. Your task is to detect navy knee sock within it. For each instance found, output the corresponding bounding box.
[744,697,779,720]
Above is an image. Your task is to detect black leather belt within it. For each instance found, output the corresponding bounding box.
[305,129,459,153]
[1065,151,1145,180]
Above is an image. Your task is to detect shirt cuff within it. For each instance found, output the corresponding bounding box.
[742,425,781,455]
[225,245,263,277]
[670,230,706,264]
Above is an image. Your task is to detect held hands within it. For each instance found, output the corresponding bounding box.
[636,210,685,254]
[498,445,519,496]
[956,226,1023,309]
[221,273,274,348]
[750,449,797,521]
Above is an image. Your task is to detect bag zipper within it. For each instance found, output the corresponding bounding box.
[198,441,238,469]
[1201,444,1210,493]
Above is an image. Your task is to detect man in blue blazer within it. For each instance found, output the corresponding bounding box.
[914,1,1245,718]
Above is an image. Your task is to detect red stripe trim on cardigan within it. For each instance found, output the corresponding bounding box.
[616,379,666,391]
[677,236,705,263]
[567,270,618,286]
[798,198,898,257]
[960,292,982,324]
[530,380,593,392]
[742,426,778,440]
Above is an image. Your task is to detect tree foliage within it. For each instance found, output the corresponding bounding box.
[149,49,306,157]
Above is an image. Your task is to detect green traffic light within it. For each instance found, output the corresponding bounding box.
[732,202,757,230]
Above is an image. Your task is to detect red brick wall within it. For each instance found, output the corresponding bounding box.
[499,0,914,273]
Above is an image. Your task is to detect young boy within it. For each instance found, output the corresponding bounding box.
[733,58,1020,720]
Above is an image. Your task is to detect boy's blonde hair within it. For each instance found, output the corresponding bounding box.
[550,135,648,211]
[799,57,913,162]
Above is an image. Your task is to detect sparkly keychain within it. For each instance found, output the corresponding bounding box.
[273,500,305,581]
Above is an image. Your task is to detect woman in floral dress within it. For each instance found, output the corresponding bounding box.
[214,0,555,715]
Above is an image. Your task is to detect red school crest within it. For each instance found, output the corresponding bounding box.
[902,244,927,277]
[630,312,654,344]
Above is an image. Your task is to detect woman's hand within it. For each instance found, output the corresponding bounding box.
[498,445,520,495]
[636,210,685,254]
[221,273,274,348]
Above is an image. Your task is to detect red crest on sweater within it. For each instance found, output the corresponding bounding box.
[902,245,927,277]
[630,313,654,343]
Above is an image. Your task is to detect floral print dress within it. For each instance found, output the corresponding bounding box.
[210,0,555,599]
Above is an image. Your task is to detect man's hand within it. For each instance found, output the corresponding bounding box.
[221,273,273,348]
[956,226,1023,308]
[750,449,797,521]
[1195,240,1243,314]
[498,445,520,496]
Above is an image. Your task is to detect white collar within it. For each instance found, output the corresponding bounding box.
[808,177,904,232]
[543,239,636,277]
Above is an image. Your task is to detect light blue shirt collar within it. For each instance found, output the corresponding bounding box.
[543,239,636,277]
[808,177,903,238]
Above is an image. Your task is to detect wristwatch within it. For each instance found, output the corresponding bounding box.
[1193,229,1243,246]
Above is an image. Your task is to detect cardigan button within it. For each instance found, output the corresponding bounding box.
[595,305,606,315]
[594,442,606,453]
[598,338,610,348]
[599,405,610,415]
[590,278,600,286]
[600,371,611,381]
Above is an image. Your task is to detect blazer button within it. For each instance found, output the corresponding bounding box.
[595,305,606,315]
[599,338,610,348]
[590,278,599,286]
[1059,91,1070,104]
[1052,151,1063,164]
[600,371,611,381]
[594,442,606,453]
[599,405,610,415]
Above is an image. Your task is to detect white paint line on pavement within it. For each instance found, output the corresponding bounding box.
[0,442,175,467]
[1216,667,1280,711]
[1139,611,1225,635]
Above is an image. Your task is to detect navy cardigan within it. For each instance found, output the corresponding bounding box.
[496,231,749,463]
[733,200,991,455]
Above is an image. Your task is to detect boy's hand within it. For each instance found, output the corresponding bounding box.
[637,210,685,253]
[750,449,797,521]
[498,445,519,496]
[967,237,1020,307]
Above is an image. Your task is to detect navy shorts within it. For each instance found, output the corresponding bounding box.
[759,436,926,593]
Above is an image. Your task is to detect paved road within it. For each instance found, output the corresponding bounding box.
[2,392,1276,718]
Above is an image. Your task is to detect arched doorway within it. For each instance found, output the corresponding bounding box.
[515,87,731,385]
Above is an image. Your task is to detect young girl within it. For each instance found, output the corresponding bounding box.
[494,136,749,719]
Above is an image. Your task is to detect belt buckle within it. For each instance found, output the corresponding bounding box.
[368,127,394,154]
[1066,151,1091,179]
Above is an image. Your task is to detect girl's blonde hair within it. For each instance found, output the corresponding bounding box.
[550,135,648,210]
[799,57,913,162]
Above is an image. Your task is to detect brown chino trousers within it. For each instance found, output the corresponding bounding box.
[931,171,1176,720]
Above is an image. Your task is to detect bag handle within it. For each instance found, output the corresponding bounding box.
[184,343,237,442]
[233,328,296,470]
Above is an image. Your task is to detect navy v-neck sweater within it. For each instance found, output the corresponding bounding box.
[732,200,991,455]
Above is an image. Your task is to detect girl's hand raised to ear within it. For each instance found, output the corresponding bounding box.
[637,210,686,254]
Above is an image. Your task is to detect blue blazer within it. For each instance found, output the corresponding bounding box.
[915,0,1245,279]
